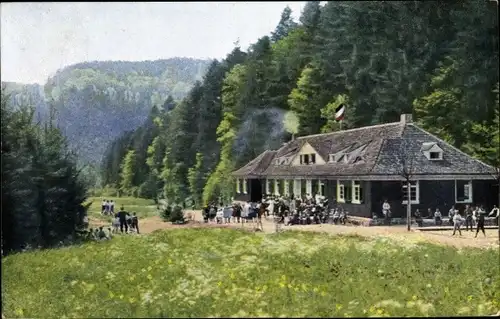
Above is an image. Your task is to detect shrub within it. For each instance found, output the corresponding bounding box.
[160,205,172,222]
[170,205,185,224]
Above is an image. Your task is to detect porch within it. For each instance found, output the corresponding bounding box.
[233,177,498,219]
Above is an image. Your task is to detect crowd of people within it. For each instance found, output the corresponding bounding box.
[93,196,498,238]
[446,204,498,237]
[100,199,140,234]
[202,193,350,230]
[377,200,499,237]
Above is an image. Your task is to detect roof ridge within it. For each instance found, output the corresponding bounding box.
[296,121,401,139]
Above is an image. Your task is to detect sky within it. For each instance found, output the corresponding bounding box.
[1,2,307,84]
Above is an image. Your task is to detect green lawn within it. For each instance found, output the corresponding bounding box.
[2,228,499,318]
[84,196,159,221]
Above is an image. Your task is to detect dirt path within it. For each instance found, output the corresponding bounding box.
[90,210,499,249]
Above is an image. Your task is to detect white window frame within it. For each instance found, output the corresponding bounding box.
[236,178,241,194]
[310,153,316,164]
[243,179,247,194]
[306,179,312,195]
[274,179,279,196]
[352,181,361,204]
[265,179,271,195]
[402,180,420,204]
[293,179,301,197]
[284,180,290,196]
[428,151,443,160]
[455,180,473,203]
[337,182,345,203]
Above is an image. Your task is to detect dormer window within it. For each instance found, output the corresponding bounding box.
[421,142,443,161]
[329,146,353,163]
[299,153,317,165]
[429,152,442,160]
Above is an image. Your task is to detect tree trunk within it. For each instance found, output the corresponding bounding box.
[406,180,412,231]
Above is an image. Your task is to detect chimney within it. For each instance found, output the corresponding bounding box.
[400,114,413,124]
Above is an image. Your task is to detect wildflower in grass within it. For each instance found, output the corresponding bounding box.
[374,300,403,308]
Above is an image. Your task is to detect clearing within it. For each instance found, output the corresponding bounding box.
[2,228,498,318]
[90,207,499,250]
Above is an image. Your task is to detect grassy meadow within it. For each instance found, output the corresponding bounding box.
[84,196,159,221]
[2,228,499,318]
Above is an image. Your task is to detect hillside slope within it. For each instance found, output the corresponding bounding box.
[2,58,210,163]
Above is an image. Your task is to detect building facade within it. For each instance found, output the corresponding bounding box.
[232,114,498,218]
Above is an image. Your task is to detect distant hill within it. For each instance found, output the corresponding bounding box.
[2,58,210,163]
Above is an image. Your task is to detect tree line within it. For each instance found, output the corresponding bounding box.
[2,89,89,254]
[101,1,499,207]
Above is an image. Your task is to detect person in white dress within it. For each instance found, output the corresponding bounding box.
[489,205,499,226]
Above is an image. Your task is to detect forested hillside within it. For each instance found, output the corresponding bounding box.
[102,1,499,206]
[2,58,210,165]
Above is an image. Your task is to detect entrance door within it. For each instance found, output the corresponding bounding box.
[250,179,263,202]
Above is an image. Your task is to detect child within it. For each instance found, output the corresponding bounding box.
[215,208,223,224]
[131,212,139,234]
[452,211,464,236]
[97,227,107,240]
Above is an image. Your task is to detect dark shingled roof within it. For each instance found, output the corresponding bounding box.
[372,125,495,176]
[232,119,496,180]
[232,150,277,177]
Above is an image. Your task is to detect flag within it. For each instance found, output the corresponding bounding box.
[335,103,345,121]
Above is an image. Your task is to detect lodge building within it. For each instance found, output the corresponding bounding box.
[231,114,498,218]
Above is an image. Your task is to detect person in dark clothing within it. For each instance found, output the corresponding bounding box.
[202,205,210,223]
[475,206,487,238]
[414,209,423,227]
[465,205,474,231]
[131,212,139,234]
[233,204,241,223]
[115,207,130,233]
[98,226,108,240]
